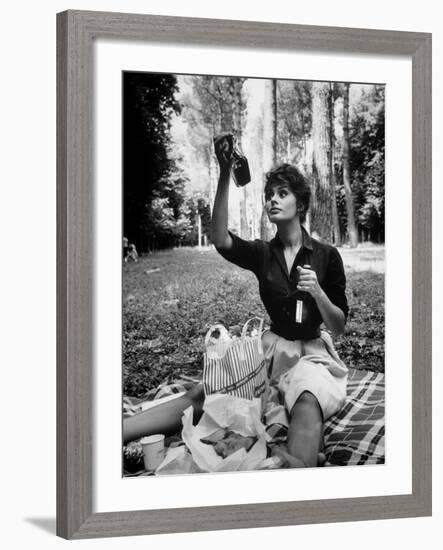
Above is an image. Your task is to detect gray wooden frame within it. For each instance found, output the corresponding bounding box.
[57,9,432,540]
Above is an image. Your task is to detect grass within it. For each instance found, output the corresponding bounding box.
[339,243,385,273]
[123,245,385,398]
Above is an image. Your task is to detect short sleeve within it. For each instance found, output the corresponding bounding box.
[215,231,263,276]
[324,247,349,322]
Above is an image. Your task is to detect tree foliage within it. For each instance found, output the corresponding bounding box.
[276,80,312,167]
[124,73,385,251]
[349,85,385,242]
[123,73,181,252]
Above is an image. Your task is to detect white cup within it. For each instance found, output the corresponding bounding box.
[140,434,165,472]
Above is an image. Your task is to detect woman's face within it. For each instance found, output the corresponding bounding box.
[265,183,299,223]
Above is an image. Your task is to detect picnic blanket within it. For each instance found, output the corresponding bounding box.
[123,368,384,475]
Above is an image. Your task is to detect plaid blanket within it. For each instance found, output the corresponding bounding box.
[324,368,385,465]
[123,368,384,473]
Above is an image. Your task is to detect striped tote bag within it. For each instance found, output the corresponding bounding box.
[202,318,268,413]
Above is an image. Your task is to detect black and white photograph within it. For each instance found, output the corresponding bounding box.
[122,72,385,477]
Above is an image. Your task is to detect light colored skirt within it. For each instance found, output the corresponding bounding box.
[262,330,348,420]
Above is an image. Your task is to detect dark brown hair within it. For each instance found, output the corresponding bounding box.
[264,164,311,223]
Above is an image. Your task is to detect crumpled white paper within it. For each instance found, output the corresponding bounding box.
[179,393,270,473]
[155,445,203,476]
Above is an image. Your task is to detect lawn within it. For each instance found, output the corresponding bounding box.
[123,245,385,398]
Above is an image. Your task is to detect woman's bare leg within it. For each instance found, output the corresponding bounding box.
[123,384,205,445]
[274,391,323,468]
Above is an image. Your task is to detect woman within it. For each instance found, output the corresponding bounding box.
[124,134,348,468]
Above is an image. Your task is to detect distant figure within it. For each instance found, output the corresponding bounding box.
[123,236,129,261]
[126,243,138,262]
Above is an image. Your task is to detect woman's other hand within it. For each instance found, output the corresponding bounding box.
[213,133,234,172]
[297,264,346,336]
[296,265,323,299]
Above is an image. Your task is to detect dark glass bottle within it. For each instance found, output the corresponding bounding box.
[295,265,313,324]
[231,140,251,187]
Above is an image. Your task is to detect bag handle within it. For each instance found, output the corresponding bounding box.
[204,324,230,348]
[241,317,264,339]
[241,317,265,355]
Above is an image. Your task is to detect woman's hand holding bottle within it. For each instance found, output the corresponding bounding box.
[213,133,235,173]
[296,265,323,300]
[213,133,251,186]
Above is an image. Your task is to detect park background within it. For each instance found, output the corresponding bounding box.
[1,1,440,549]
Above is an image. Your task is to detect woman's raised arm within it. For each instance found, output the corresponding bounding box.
[211,134,234,250]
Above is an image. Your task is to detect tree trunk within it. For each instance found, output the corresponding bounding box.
[232,79,249,240]
[342,83,359,248]
[208,145,217,212]
[197,214,202,249]
[260,79,277,241]
[329,83,341,246]
[242,78,265,239]
[311,82,332,242]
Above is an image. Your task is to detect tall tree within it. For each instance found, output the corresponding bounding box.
[342,83,358,247]
[277,80,312,167]
[311,82,332,241]
[185,76,248,238]
[260,79,277,241]
[123,72,180,252]
[349,85,385,243]
[329,83,341,245]
[231,78,249,239]
[177,76,218,209]
[242,79,265,239]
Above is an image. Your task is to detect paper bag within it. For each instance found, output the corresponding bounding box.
[180,393,270,473]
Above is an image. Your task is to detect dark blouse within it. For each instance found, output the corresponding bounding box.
[215,227,348,341]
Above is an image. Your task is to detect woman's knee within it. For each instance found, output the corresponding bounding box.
[297,390,318,406]
[290,391,322,418]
